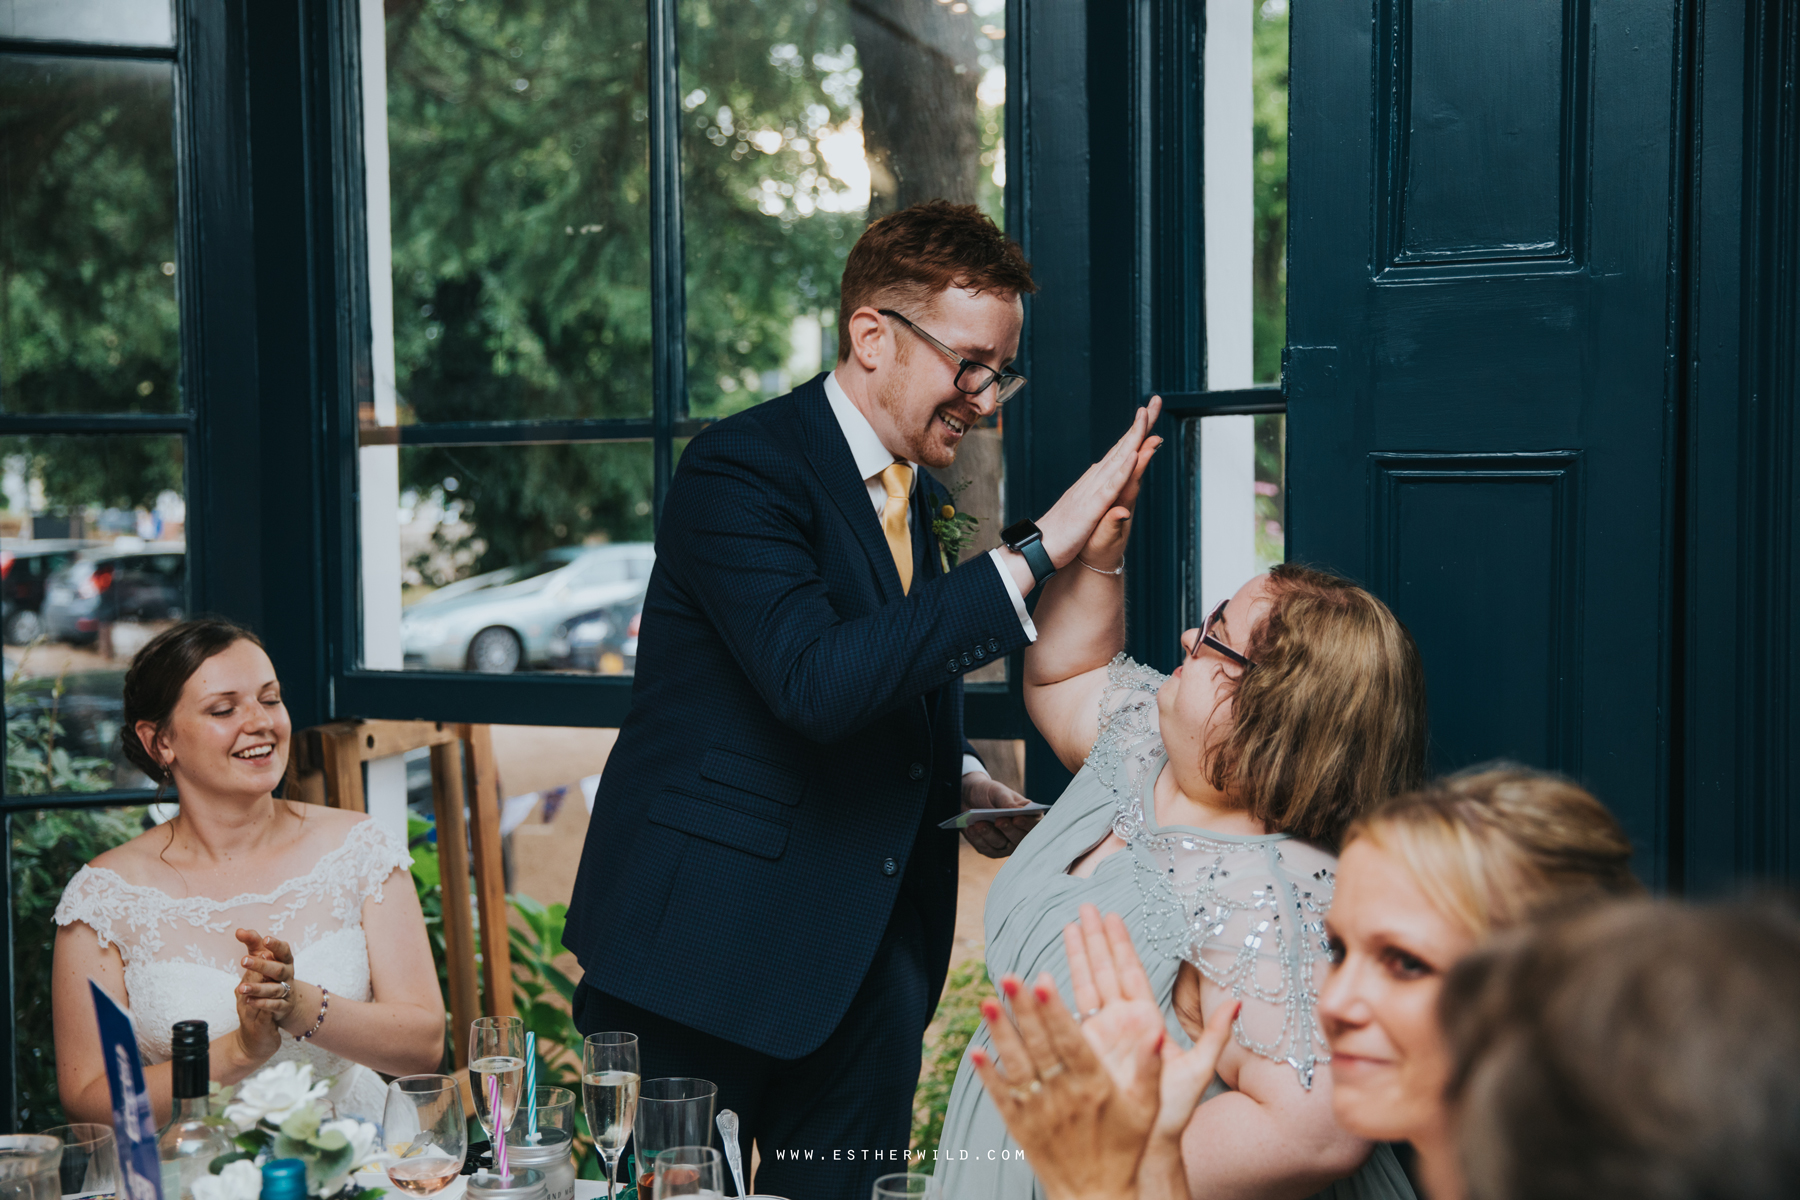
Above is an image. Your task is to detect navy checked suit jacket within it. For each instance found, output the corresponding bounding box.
[562,374,1031,1059]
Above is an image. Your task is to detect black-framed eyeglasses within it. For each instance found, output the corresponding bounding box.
[878,308,1028,405]
[1190,597,1257,670]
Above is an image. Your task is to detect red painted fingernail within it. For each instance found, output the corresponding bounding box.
[980,999,1001,1021]
[970,1048,989,1066]
[1001,977,1020,998]
[1034,983,1053,1003]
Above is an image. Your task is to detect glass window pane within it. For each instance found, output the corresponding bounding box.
[0,0,172,47]
[0,56,181,415]
[1253,0,1288,383]
[1188,413,1284,618]
[12,806,154,1129]
[373,0,653,425]
[678,0,1008,418]
[365,441,652,673]
[1,433,186,793]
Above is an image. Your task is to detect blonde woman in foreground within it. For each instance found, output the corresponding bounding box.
[1318,767,1642,1200]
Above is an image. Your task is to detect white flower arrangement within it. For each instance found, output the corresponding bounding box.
[201,1063,383,1200]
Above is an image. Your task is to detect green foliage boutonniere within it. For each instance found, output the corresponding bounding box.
[930,480,981,574]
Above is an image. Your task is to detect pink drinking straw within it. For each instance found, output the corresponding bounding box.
[489,1073,510,1181]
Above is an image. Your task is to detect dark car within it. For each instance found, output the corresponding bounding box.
[0,540,97,645]
[545,590,644,674]
[43,546,186,644]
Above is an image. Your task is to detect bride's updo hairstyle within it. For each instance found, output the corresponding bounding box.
[121,617,266,786]
[1343,766,1642,939]
[1207,562,1428,844]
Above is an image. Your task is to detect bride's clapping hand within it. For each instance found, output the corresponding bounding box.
[234,928,297,1061]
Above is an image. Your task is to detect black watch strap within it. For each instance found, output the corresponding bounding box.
[1016,537,1055,585]
[1001,519,1057,585]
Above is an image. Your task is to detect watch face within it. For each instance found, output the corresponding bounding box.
[1001,518,1041,547]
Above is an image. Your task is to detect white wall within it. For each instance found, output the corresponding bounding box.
[360,0,408,845]
[1198,0,1259,613]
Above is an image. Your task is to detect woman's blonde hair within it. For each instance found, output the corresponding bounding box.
[1344,766,1642,939]
[1208,562,1428,845]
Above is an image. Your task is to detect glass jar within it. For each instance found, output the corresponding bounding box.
[503,1131,573,1200]
[467,1165,547,1200]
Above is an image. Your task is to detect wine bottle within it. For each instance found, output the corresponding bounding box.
[156,1021,235,1200]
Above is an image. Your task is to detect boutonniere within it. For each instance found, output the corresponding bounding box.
[930,480,981,574]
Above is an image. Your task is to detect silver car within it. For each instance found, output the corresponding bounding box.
[400,543,655,673]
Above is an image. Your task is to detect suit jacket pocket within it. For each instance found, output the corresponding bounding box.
[700,747,805,806]
[648,789,789,860]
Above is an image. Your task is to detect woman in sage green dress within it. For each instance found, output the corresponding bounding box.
[938,483,1428,1200]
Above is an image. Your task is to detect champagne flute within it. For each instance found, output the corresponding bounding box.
[581,1033,639,1200]
[650,1148,723,1199]
[382,1076,467,1197]
[468,1016,526,1150]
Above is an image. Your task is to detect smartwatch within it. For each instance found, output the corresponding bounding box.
[1001,518,1056,585]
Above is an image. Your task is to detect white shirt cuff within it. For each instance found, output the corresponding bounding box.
[987,547,1039,642]
[962,754,986,778]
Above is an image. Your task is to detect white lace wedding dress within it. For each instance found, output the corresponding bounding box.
[54,818,413,1122]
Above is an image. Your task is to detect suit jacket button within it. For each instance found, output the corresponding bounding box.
[882,857,898,877]
[961,652,973,666]
[909,762,925,780]
[973,645,985,660]
[988,638,1000,653]
[947,659,959,673]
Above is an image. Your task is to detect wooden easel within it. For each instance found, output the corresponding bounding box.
[287,719,516,1079]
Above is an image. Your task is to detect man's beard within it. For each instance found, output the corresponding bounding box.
[874,358,955,468]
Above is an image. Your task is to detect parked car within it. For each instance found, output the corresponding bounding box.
[42,545,186,644]
[400,543,655,673]
[0,540,98,644]
[545,589,645,674]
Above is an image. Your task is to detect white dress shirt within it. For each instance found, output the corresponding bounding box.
[824,370,1036,779]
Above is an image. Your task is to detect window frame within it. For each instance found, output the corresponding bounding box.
[322,0,1032,737]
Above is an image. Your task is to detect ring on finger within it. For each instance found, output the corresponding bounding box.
[1039,1063,1067,1080]
[279,980,292,1001]
[1079,1007,1102,1023]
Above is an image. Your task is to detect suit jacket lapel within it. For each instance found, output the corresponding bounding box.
[796,377,908,604]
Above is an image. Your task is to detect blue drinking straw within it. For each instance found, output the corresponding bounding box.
[524,1030,538,1141]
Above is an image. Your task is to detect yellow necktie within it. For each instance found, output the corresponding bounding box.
[878,461,915,594]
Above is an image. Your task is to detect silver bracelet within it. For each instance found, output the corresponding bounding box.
[1076,555,1125,576]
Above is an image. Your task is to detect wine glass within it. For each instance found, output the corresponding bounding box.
[650,1147,722,1199]
[39,1125,117,1200]
[468,1016,526,1148]
[580,1033,639,1200]
[382,1076,467,1197]
[872,1174,939,1199]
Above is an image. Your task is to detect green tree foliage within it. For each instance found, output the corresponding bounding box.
[1251,0,1288,386]
[384,0,1002,575]
[0,56,184,511]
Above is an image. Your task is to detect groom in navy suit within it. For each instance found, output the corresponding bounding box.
[564,201,1161,1196]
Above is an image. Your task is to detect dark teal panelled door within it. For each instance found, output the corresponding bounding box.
[1286,0,1680,882]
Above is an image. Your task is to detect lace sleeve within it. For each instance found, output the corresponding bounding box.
[54,865,127,954]
[1132,837,1338,1089]
[1085,653,1169,789]
[341,820,414,905]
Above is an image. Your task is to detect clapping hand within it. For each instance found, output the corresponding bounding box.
[970,970,1158,1200]
[234,928,298,1063]
[1065,905,1239,1200]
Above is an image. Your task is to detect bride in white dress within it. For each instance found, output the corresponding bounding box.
[51,619,445,1125]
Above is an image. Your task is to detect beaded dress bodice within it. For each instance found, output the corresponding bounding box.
[1093,654,1338,1089]
[54,819,411,1121]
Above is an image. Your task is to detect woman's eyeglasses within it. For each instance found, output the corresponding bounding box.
[1189,598,1257,670]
